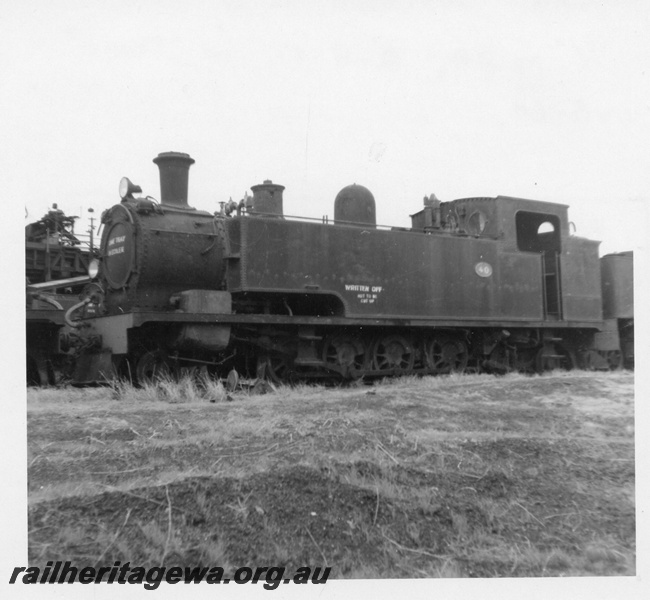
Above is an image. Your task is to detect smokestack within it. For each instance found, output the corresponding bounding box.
[153,151,195,208]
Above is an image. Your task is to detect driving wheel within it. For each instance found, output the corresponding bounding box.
[322,334,367,378]
[425,336,468,374]
[371,335,415,372]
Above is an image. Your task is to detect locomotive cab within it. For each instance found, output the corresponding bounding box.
[438,195,600,323]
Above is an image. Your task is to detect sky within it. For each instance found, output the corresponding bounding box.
[2,0,648,256]
[3,2,650,596]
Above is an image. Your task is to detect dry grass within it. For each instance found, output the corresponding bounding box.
[27,370,635,578]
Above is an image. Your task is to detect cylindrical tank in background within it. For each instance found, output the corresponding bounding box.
[601,252,634,319]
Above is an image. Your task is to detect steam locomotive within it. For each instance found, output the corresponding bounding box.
[26,206,96,385]
[52,152,633,385]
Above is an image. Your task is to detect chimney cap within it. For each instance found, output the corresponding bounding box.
[153,151,195,165]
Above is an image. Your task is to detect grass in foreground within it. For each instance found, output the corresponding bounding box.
[26,371,635,577]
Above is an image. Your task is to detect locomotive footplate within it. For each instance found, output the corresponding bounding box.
[115,310,602,331]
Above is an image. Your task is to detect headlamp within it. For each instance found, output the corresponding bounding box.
[119,177,142,200]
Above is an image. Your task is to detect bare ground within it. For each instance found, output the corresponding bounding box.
[26,371,635,578]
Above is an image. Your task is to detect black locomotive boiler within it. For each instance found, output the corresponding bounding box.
[68,151,633,385]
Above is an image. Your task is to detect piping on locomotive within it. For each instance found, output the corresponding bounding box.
[61,151,633,385]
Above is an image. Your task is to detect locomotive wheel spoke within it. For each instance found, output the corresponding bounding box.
[258,353,293,384]
[179,364,210,386]
[513,348,536,373]
[322,334,367,379]
[135,350,173,385]
[371,335,414,372]
[426,336,468,374]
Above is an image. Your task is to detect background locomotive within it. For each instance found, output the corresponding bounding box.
[52,151,633,385]
[26,206,96,385]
